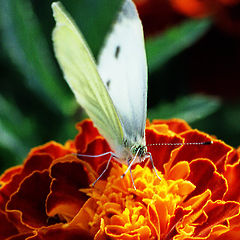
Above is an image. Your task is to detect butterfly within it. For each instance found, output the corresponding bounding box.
[51,0,211,188]
[51,0,158,188]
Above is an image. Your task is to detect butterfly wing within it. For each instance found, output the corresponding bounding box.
[52,2,124,153]
[98,0,148,148]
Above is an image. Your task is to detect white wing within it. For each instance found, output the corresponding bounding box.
[52,2,124,154]
[98,0,148,148]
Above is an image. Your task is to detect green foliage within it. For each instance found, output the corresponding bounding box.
[146,18,211,72]
[148,94,221,123]
[0,0,73,114]
[0,0,238,173]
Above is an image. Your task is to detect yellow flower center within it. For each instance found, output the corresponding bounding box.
[81,162,196,239]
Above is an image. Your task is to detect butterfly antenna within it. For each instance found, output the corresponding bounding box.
[147,140,213,147]
[146,141,213,181]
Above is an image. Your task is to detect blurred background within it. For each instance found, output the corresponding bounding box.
[0,0,240,172]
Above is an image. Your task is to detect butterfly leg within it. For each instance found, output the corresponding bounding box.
[76,151,116,158]
[75,152,116,187]
[127,158,136,190]
[121,154,138,179]
[91,153,114,187]
[147,152,161,181]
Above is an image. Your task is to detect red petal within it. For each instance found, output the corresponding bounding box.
[226,148,240,165]
[0,154,52,210]
[26,225,92,240]
[186,159,227,201]
[7,171,52,228]
[146,128,183,173]
[75,119,101,152]
[194,200,240,237]
[29,141,71,160]
[6,232,34,240]
[224,162,240,201]
[172,130,231,173]
[0,166,22,184]
[0,210,18,239]
[79,138,112,175]
[166,207,191,240]
[152,119,191,134]
[46,155,89,221]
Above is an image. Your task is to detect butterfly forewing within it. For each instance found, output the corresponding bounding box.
[52,2,124,153]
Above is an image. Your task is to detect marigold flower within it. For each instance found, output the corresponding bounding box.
[0,119,240,239]
[134,0,240,36]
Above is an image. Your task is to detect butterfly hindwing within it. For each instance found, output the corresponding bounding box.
[98,0,148,148]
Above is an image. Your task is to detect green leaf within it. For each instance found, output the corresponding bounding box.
[0,119,28,160]
[148,94,221,123]
[0,0,74,115]
[146,18,212,72]
[0,95,36,139]
[0,96,30,164]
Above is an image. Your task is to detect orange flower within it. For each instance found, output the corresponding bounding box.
[170,0,240,17]
[169,0,240,36]
[1,119,240,239]
[134,0,240,36]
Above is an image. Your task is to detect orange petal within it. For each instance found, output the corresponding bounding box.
[105,225,151,240]
[170,0,210,18]
[181,190,211,226]
[70,198,98,236]
[166,161,190,180]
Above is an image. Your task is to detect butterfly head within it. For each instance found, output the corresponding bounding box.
[129,144,147,163]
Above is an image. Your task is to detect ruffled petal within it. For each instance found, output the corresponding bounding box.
[46,155,89,222]
[186,159,227,201]
[0,209,18,239]
[7,170,52,228]
[170,130,232,173]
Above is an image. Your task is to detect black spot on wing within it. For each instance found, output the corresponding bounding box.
[106,79,111,89]
[115,46,120,59]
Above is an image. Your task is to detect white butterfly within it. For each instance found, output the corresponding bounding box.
[52,0,160,188]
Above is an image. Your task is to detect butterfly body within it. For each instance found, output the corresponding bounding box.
[118,140,147,164]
